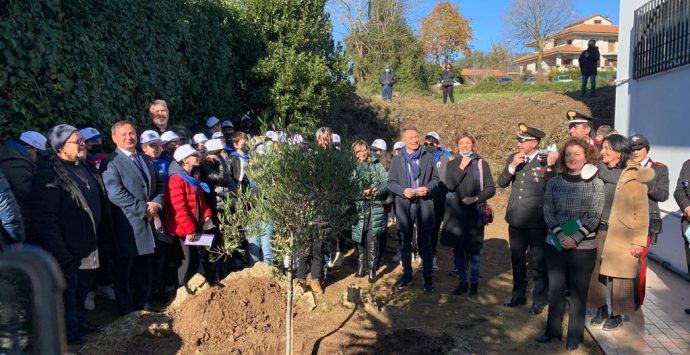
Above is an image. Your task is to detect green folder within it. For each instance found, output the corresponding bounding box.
[550,219,582,252]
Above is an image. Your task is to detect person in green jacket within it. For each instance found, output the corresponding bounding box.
[350,140,389,283]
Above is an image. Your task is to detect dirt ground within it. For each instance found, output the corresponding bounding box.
[79,89,614,354]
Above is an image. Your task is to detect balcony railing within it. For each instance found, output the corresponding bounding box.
[633,0,690,79]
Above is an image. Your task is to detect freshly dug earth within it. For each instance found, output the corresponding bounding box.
[169,278,287,354]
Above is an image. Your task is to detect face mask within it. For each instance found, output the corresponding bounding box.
[90,144,104,154]
[425,145,436,154]
[459,151,474,158]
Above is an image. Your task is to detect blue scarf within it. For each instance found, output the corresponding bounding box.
[402,147,422,181]
[174,170,210,193]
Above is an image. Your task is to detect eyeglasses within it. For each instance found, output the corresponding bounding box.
[423,142,437,147]
[65,139,86,146]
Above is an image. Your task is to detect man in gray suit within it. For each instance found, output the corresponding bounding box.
[101,121,164,315]
[388,127,439,292]
[497,123,557,315]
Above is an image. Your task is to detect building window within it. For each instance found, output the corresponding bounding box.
[633,0,690,79]
[594,19,602,24]
[564,59,573,66]
[567,40,573,45]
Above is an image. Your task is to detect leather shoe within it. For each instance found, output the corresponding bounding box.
[529,303,545,315]
[394,275,412,290]
[590,305,609,326]
[503,298,527,307]
[603,315,623,331]
[451,282,468,295]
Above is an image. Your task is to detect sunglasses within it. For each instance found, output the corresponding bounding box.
[64,139,86,146]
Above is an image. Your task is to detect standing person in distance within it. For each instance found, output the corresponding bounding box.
[579,39,600,98]
[101,121,164,315]
[497,123,558,315]
[443,132,495,299]
[536,138,604,351]
[439,63,456,104]
[379,65,398,102]
[628,134,669,309]
[388,127,439,292]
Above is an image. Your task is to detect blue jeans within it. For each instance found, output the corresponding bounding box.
[580,74,596,97]
[248,222,273,265]
[381,86,393,101]
[454,248,481,284]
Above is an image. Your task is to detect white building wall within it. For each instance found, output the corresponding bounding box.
[616,0,690,274]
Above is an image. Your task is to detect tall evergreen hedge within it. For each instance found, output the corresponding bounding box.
[0,0,350,140]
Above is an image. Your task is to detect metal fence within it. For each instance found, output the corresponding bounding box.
[633,0,690,79]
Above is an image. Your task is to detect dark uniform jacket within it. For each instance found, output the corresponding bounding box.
[497,153,555,229]
[579,46,600,76]
[674,159,690,233]
[642,158,670,236]
[27,157,113,266]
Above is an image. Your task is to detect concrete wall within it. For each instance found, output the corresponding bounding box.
[616,0,690,274]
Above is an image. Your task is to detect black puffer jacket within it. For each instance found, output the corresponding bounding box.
[440,69,456,86]
[199,155,236,212]
[0,141,36,204]
[26,157,114,266]
[579,46,600,76]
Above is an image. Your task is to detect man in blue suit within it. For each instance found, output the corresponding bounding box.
[101,121,164,315]
[388,127,440,293]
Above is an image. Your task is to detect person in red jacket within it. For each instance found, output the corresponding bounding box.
[164,144,213,285]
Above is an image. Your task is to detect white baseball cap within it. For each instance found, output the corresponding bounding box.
[332,133,341,145]
[206,116,220,128]
[425,131,441,142]
[240,114,251,122]
[79,127,102,142]
[265,130,279,142]
[204,138,225,152]
[211,132,224,139]
[393,141,404,150]
[140,130,162,145]
[370,138,387,151]
[173,144,200,162]
[222,120,234,128]
[19,131,47,151]
[192,133,208,145]
[161,131,181,145]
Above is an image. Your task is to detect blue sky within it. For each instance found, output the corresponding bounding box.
[328,0,620,52]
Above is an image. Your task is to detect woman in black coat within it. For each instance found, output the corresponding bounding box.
[442,132,495,299]
[439,63,456,104]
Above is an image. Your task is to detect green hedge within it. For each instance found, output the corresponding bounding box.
[0,0,350,140]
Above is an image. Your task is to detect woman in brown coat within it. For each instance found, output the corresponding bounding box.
[588,134,653,331]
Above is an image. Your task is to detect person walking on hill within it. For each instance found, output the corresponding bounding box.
[579,39,600,98]
[379,65,398,102]
[388,127,439,293]
[439,63,456,104]
[497,123,558,315]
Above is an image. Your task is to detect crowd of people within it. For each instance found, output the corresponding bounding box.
[1,99,690,352]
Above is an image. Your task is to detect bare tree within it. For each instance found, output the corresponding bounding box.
[504,0,575,73]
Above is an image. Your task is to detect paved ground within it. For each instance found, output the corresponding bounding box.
[585,259,690,354]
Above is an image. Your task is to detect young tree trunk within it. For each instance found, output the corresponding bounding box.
[285,252,294,355]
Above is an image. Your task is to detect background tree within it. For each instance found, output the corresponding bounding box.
[333,0,431,93]
[504,0,575,73]
[420,2,473,65]
[487,43,515,73]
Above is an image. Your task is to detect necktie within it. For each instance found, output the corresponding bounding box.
[131,154,150,189]
[525,157,531,165]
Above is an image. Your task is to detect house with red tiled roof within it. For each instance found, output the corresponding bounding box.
[460,69,505,82]
[514,14,619,74]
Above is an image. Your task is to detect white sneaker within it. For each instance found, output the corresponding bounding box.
[96,285,116,301]
[84,291,96,311]
[432,257,439,271]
